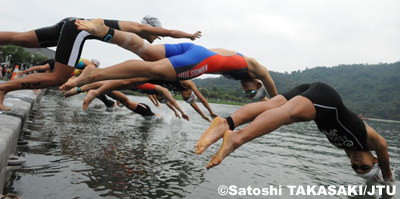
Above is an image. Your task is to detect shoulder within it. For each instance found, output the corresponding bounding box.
[366,123,388,151]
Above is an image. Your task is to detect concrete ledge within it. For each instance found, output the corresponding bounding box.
[0,127,14,192]
[0,88,41,195]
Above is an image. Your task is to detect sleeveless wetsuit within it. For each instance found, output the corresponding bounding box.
[164,43,250,80]
[281,82,368,150]
[34,17,120,67]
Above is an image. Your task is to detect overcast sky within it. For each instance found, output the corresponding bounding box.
[1,0,399,74]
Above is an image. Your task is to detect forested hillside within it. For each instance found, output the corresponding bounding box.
[193,61,400,120]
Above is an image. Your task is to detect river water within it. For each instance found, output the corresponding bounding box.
[3,89,399,198]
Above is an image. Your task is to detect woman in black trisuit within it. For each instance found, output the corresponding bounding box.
[196,82,393,182]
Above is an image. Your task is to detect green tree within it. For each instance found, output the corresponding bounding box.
[1,45,31,64]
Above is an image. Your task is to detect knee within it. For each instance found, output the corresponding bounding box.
[53,74,70,86]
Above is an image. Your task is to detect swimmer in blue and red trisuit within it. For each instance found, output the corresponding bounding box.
[0,16,201,110]
[59,19,278,103]
[196,82,393,182]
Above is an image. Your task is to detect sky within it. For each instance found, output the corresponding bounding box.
[0,0,399,75]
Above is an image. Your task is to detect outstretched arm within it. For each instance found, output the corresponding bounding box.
[247,58,278,98]
[147,94,159,107]
[165,101,181,119]
[141,26,202,41]
[366,124,393,181]
[153,94,160,106]
[190,102,211,122]
[182,80,217,118]
[120,21,202,40]
[155,85,189,121]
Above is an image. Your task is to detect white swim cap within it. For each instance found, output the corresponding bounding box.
[141,15,162,28]
[356,163,382,181]
[91,59,100,67]
[250,86,267,102]
[185,91,197,104]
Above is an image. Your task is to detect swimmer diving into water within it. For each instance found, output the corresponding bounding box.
[196,82,393,182]
[0,16,201,110]
[59,19,278,102]
[64,81,190,121]
[67,77,218,122]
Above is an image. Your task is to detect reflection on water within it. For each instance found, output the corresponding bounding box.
[3,89,400,198]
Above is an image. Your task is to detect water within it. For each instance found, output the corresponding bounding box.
[3,89,400,198]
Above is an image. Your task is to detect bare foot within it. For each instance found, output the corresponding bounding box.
[64,87,79,98]
[82,90,98,110]
[195,116,228,154]
[0,90,10,111]
[206,130,239,170]
[60,65,97,91]
[75,18,109,38]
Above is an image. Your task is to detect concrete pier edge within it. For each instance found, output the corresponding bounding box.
[0,86,42,195]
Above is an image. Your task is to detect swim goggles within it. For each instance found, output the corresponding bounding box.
[243,90,257,98]
[351,164,371,171]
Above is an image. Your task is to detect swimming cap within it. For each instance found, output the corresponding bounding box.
[91,59,100,67]
[250,86,267,102]
[141,15,162,28]
[185,91,197,104]
[356,163,382,181]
